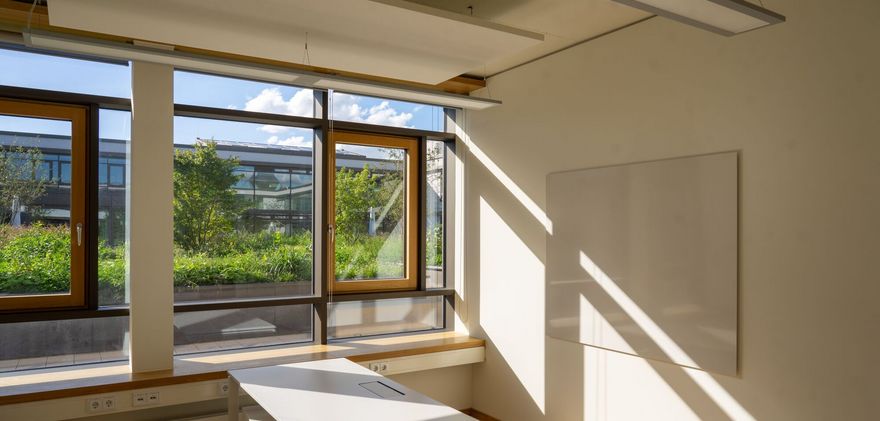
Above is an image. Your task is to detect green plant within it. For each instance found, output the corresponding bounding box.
[173,141,247,253]
[0,224,71,294]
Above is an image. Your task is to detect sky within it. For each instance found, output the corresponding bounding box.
[0,48,445,157]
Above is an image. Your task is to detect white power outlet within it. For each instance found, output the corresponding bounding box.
[368,362,390,373]
[87,396,116,412]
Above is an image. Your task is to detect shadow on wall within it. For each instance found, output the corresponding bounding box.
[457,132,760,420]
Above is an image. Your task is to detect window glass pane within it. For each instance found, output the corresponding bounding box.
[0,48,130,98]
[174,71,314,117]
[98,109,130,306]
[59,162,71,184]
[0,316,129,372]
[328,296,444,339]
[334,143,405,281]
[426,140,445,288]
[173,305,311,354]
[0,114,72,297]
[108,165,124,186]
[330,92,444,131]
[172,117,314,302]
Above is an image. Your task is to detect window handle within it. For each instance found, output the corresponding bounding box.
[327,224,335,244]
[76,223,83,247]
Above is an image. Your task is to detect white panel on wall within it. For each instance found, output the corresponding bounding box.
[546,152,738,375]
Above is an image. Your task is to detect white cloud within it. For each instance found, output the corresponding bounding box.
[244,88,313,134]
[267,135,311,148]
[245,88,313,116]
[331,94,413,128]
[259,125,290,134]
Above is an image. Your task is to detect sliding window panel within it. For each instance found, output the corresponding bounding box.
[328,296,445,339]
[173,304,312,354]
[0,99,88,311]
[172,116,314,302]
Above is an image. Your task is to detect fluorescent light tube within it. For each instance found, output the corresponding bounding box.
[612,0,785,36]
[25,32,301,85]
[314,79,500,110]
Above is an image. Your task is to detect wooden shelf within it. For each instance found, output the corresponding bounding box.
[0,332,483,406]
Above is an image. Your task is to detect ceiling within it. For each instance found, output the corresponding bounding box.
[405,0,652,77]
[42,0,651,85]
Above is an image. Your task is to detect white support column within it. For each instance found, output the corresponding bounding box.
[127,60,174,373]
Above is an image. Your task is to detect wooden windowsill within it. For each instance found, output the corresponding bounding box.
[0,332,483,406]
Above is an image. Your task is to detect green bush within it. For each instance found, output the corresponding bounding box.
[1,225,417,297]
[0,224,71,294]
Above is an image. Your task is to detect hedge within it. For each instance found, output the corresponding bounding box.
[1,225,429,304]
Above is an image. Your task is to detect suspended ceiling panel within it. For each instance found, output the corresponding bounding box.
[406,0,652,76]
[46,0,543,85]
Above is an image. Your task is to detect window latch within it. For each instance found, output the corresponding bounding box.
[76,223,83,247]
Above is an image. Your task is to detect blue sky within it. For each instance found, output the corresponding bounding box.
[0,48,445,151]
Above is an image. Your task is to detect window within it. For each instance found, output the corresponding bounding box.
[330,92,444,131]
[0,99,88,311]
[171,116,315,304]
[174,70,314,118]
[329,131,419,293]
[0,48,131,98]
[425,140,445,288]
[0,53,455,371]
[328,296,444,339]
[0,47,131,371]
[174,305,312,354]
[98,109,131,307]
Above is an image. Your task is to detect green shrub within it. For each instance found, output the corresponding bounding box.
[1,226,416,296]
[0,224,71,294]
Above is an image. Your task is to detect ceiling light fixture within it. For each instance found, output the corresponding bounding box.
[23,31,500,110]
[612,0,785,36]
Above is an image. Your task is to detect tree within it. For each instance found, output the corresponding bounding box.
[334,166,380,239]
[173,141,245,252]
[0,145,47,225]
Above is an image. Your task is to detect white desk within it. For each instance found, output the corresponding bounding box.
[228,358,473,421]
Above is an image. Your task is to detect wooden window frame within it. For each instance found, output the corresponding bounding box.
[0,99,89,311]
[327,130,419,294]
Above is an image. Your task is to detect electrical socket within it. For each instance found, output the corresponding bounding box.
[86,396,116,412]
[86,398,102,412]
[133,392,148,407]
[133,391,159,407]
[368,362,389,373]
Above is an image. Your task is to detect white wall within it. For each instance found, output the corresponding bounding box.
[461,0,880,419]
